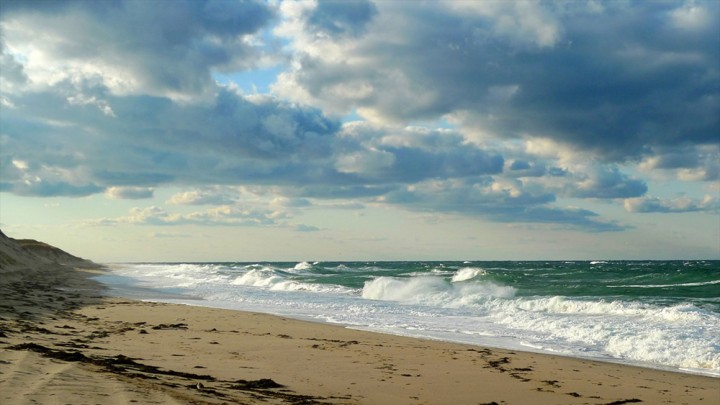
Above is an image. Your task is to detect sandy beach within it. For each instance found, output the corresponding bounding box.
[1,233,717,404]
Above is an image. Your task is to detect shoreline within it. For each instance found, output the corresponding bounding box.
[134,295,720,379]
[1,263,717,404]
[95,263,720,379]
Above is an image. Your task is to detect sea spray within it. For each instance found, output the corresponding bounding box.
[362,275,516,306]
[292,261,314,271]
[451,267,487,282]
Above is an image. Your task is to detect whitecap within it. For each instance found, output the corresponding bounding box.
[292,261,313,271]
[361,275,516,307]
[451,267,487,282]
[609,279,720,288]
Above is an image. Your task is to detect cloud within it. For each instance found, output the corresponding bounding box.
[4,0,715,235]
[0,0,275,100]
[562,167,647,199]
[291,184,394,200]
[320,201,365,210]
[335,123,504,182]
[0,156,102,197]
[670,2,714,30]
[640,144,720,181]
[0,39,27,90]
[380,177,624,232]
[445,0,562,48]
[1,180,102,197]
[271,197,313,208]
[1,87,507,197]
[105,186,154,200]
[0,70,641,232]
[89,205,288,227]
[497,146,647,200]
[274,0,719,161]
[307,0,378,37]
[624,195,719,213]
[295,224,321,232]
[1,86,342,192]
[167,189,237,206]
[184,205,287,226]
[148,232,192,239]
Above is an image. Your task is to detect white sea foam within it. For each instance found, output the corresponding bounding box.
[362,275,516,307]
[484,296,720,371]
[230,267,353,294]
[111,263,230,288]
[451,267,487,282]
[605,330,720,371]
[609,279,720,288]
[292,261,313,271]
[232,268,282,287]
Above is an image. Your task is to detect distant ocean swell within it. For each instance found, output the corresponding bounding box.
[99,261,720,376]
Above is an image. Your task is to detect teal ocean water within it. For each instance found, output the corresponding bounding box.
[100,260,720,376]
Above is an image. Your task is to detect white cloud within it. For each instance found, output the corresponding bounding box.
[11,159,28,170]
[167,189,236,206]
[89,204,288,227]
[639,145,720,181]
[67,93,116,117]
[670,2,713,30]
[445,0,563,48]
[624,195,719,213]
[105,186,154,200]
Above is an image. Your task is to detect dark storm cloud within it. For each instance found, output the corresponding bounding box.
[1,0,274,97]
[507,160,548,177]
[563,168,648,199]
[334,124,504,183]
[308,0,378,37]
[382,145,503,182]
[0,86,341,192]
[0,41,26,86]
[2,0,693,233]
[1,176,103,197]
[1,81,509,199]
[641,145,719,181]
[381,177,624,232]
[278,0,719,162]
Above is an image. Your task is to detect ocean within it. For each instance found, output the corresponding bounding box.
[96,260,720,377]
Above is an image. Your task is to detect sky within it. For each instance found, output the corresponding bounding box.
[0,0,718,262]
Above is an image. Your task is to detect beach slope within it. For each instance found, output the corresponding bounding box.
[1,231,717,404]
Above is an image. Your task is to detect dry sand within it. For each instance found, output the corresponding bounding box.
[1,232,718,404]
